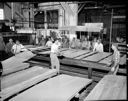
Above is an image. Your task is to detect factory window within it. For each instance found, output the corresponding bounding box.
[47,10,58,29]
[34,11,45,29]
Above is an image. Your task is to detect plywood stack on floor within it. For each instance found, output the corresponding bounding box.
[0,66,57,100]
[9,74,92,101]
[1,51,35,75]
[84,75,127,100]
[0,51,58,100]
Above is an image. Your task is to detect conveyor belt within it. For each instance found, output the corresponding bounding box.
[0,66,57,100]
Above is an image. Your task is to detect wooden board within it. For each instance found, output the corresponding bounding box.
[63,50,90,58]
[84,75,126,100]
[74,51,96,60]
[99,54,126,65]
[61,49,78,55]
[0,66,57,100]
[2,51,35,66]
[38,51,51,55]
[28,46,49,51]
[9,74,92,101]
[2,63,30,75]
[15,51,36,61]
[82,52,111,62]
[24,45,36,49]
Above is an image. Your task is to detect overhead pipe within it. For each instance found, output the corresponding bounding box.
[11,2,13,20]
[109,9,113,52]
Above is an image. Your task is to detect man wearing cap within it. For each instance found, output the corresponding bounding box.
[110,43,120,74]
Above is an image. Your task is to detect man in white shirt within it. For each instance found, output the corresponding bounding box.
[93,38,103,52]
[50,39,61,74]
[110,43,120,74]
[45,37,53,47]
[11,40,27,55]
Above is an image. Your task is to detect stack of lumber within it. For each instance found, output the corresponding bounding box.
[0,66,57,100]
[84,75,126,100]
[9,74,92,101]
[1,51,35,75]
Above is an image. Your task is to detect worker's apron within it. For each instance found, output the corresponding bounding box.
[50,52,60,73]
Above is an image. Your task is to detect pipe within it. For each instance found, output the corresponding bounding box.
[11,2,13,20]
[109,9,113,52]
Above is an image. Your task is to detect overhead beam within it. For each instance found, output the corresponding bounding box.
[60,2,75,16]
[77,3,86,14]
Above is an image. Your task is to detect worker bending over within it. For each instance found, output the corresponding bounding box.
[93,38,103,52]
[11,40,27,55]
[50,38,61,74]
[6,38,14,57]
[110,43,120,74]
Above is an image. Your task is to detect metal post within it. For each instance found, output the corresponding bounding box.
[109,9,113,52]
[11,2,13,20]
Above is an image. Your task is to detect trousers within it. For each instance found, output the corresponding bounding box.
[50,53,60,73]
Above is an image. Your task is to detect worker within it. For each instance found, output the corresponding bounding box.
[81,37,91,50]
[45,37,53,48]
[91,37,97,50]
[70,37,76,49]
[93,38,103,52]
[62,36,69,48]
[110,43,120,74]
[39,36,46,46]
[5,38,14,57]
[0,35,6,61]
[50,38,61,74]
[75,39,81,49]
[11,40,27,55]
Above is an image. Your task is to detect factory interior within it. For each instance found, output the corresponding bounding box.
[0,1,127,101]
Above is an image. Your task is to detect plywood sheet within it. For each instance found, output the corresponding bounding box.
[1,66,57,100]
[38,51,51,55]
[61,49,82,57]
[84,75,126,100]
[2,51,35,67]
[74,51,96,60]
[99,54,126,65]
[63,50,90,58]
[2,63,30,75]
[28,46,49,51]
[82,52,111,62]
[24,45,36,49]
[98,55,113,65]
[15,51,36,61]
[9,74,92,101]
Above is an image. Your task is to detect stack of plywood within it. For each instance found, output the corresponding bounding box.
[0,66,57,100]
[9,74,92,101]
[84,75,126,100]
[1,50,56,100]
[1,51,35,75]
